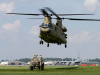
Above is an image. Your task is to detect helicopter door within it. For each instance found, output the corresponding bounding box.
[55,27,57,31]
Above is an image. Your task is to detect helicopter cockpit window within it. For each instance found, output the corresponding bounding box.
[40,23,53,28]
[45,24,47,27]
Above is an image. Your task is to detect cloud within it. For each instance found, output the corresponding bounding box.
[29,25,39,35]
[20,0,38,2]
[20,0,45,3]
[68,31,100,43]
[83,0,100,12]
[2,20,20,32]
[0,2,14,13]
[20,0,35,2]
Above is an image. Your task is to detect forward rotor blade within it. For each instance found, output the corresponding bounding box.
[40,9,49,16]
[6,13,43,16]
[45,7,61,19]
[6,13,94,16]
[28,18,44,19]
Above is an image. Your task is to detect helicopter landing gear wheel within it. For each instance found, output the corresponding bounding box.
[57,41,61,45]
[47,43,49,47]
[41,41,43,44]
[39,41,41,44]
[59,41,61,45]
[39,40,43,45]
[65,44,67,48]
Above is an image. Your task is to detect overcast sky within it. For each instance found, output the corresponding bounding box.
[0,0,100,61]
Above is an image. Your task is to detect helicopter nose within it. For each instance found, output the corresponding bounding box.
[40,27,50,33]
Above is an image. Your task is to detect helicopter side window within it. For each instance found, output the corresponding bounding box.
[40,23,44,27]
[48,23,51,27]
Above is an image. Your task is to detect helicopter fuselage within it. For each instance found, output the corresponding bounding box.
[38,17,67,44]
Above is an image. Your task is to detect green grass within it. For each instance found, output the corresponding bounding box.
[0,66,100,75]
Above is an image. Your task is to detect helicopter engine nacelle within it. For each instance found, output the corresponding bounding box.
[62,26,67,32]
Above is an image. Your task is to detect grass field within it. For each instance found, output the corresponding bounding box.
[0,66,100,75]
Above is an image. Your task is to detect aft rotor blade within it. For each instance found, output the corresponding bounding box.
[6,13,43,16]
[57,14,94,16]
[67,18,100,21]
[52,18,100,21]
[45,7,61,19]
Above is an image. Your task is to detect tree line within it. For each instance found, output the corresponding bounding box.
[1,58,75,63]
[89,58,100,62]
[1,58,100,63]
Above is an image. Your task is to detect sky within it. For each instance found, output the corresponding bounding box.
[0,0,100,61]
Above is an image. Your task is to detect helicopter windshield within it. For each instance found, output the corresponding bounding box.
[40,23,53,28]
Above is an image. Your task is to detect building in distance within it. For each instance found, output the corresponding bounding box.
[0,61,25,65]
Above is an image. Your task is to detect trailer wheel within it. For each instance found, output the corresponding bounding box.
[41,66,44,70]
[33,64,35,69]
[29,66,33,70]
[41,63,44,70]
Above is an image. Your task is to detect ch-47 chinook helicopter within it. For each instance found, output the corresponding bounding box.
[7,7,100,48]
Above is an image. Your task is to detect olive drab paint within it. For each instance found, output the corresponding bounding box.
[38,16,67,44]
